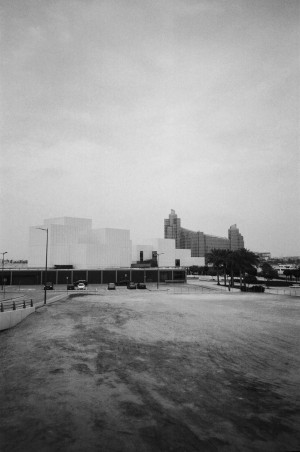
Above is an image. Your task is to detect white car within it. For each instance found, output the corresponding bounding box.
[77,282,87,290]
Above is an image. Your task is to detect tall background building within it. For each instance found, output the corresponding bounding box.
[164,209,181,248]
[164,210,244,258]
[228,224,244,250]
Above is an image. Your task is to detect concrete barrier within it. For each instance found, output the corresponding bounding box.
[0,307,35,331]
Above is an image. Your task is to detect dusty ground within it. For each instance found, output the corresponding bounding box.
[0,288,299,452]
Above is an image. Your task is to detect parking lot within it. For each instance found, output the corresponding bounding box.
[0,288,299,451]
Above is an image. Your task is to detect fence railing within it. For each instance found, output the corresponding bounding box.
[265,288,300,297]
[166,284,226,294]
[0,297,33,312]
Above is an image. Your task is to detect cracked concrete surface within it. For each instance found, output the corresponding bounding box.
[0,290,299,451]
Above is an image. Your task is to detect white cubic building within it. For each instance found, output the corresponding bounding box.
[174,249,205,267]
[132,238,205,267]
[29,217,203,270]
[28,217,132,269]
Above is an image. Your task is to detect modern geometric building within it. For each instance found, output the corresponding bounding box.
[29,216,204,270]
[164,210,244,258]
[132,238,204,268]
[29,217,132,269]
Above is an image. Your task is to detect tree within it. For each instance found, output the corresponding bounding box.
[260,263,278,281]
[283,269,293,281]
[202,266,209,275]
[244,274,258,287]
[227,250,241,288]
[228,249,260,290]
[189,265,201,275]
[293,268,300,282]
[206,249,228,285]
[207,268,217,278]
[221,249,233,287]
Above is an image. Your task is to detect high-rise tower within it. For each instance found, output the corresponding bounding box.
[228,224,244,250]
[164,209,181,248]
[164,210,245,257]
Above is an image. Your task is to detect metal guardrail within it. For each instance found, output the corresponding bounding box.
[0,297,33,312]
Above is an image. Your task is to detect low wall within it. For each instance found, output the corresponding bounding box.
[2,268,187,285]
[0,307,35,331]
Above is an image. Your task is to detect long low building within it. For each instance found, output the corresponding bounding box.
[1,268,186,286]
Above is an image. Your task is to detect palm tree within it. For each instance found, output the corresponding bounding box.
[222,249,232,287]
[206,249,229,285]
[226,251,236,288]
[229,248,260,290]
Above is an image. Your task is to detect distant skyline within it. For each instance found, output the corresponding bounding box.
[1,0,299,259]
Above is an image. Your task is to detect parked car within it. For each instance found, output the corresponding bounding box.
[67,284,75,290]
[107,283,116,290]
[137,282,147,289]
[44,282,54,290]
[77,282,87,290]
[74,280,88,287]
[127,282,137,290]
[116,280,130,286]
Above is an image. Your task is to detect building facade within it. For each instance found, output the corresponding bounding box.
[255,252,271,261]
[273,264,297,276]
[29,217,132,269]
[164,210,244,257]
[29,216,203,270]
[132,238,204,268]
[228,224,244,250]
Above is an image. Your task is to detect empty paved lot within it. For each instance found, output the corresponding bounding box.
[0,290,299,452]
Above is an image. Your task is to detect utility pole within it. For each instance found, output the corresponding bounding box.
[1,251,7,291]
[156,252,165,289]
[36,228,48,304]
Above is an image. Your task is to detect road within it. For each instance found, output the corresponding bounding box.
[0,289,299,451]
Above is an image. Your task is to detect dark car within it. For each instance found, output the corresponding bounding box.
[117,280,130,286]
[137,282,147,289]
[67,284,75,290]
[107,283,116,290]
[44,282,54,290]
[127,282,137,290]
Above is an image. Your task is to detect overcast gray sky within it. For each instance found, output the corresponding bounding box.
[1,0,299,259]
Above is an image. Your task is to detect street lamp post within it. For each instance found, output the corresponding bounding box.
[157,252,165,289]
[1,251,7,291]
[36,228,48,305]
